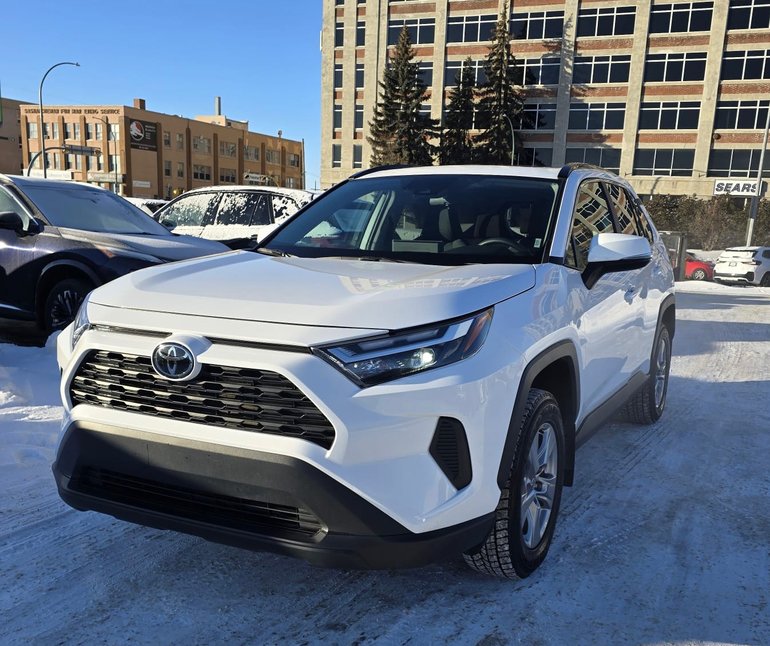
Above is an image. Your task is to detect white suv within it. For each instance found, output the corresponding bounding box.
[713,246,770,286]
[54,165,675,579]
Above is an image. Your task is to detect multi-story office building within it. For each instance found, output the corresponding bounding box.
[20,98,305,198]
[0,97,25,175]
[322,0,770,198]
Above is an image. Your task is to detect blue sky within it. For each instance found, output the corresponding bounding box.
[1,0,324,188]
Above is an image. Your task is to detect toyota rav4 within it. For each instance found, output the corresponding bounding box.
[54,164,675,579]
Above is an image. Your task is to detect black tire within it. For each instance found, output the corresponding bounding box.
[624,325,672,425]
[760,272,770,287]
[464,388,565,579]
[690,268,707,281]
[43,279,90,332]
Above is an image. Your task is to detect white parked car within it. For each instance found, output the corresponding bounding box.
[713,246,770,286]
[54,164,675,579]
[152,186,314,247]
[123,197,168,216]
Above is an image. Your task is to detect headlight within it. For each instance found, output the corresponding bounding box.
[71,293,91,350]
[315,308,494,387]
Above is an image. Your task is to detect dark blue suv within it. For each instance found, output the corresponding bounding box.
[0,175,227,333]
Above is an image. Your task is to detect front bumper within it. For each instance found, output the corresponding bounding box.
[53,421,493,569]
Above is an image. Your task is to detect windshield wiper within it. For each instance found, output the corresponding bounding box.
[255,247,295,258]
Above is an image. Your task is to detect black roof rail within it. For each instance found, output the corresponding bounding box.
[557,162,608,179]
[348,164,412,179]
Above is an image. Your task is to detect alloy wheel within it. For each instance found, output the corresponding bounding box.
[520,422,558,549]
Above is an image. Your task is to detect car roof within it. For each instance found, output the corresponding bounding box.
[360,165,564,181]
[181,185,313,200]
[0,174,109,192]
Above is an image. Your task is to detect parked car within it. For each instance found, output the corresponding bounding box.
[124,197,168,215]
[152,185,314,247]
[54,164,675,579]
[684,251,714,281]
[713,246,770,286]
[0,175,228,332]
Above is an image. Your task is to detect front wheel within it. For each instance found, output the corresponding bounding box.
[464,389,565,579]
[43,279,90,333]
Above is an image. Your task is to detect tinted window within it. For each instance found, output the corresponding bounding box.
[161,193,220,227]
[216,192,270,226]
[20,184,169,235]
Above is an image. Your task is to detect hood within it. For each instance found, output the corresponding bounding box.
[58,228,228,261]
[90,252,536,330]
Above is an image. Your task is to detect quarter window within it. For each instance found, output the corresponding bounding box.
[604,183,639,236]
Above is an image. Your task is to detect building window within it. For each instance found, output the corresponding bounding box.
[44,122,59,140]
[444,59,487,86]
[573,55,631,84]
[192,136,211,154]
[650,2,713,33]
[356,21,365,46]
[335,22,344,47]
[634,148,694,176]
[521,103,557,130]
[512,57,561,85]
[86,154,102,171]
[355,63,364,88]
[109,124,119,141]
[708,148,770,176]
[721,49,770,80]
[715,99,770,128]
[109,155,121,173]
[66,153,82,170]
[417,62,433,86]
[510,11,564,40]
[353,144,363,169]
[176,133,184,150]
[286,177,298,188]
[568,103,626,130]
[387,18,435,45]
[519,148,553,167]
[645,52,707,82]
[220,167,236,182]
[288,153,301,167]
[639,101,701,129]
[334,64,344,89]
[728,0,770,30]
[27,122,38,139]
[446,14,497,43]
[164,160,171,177]
[333,104,343,129]
[266,149,281,164]
[163,130,171,147]
[245,145,260,161]
[332,144,342,168]
[355,104,364,129]
[219,141,236,157]
[577,6,636,37]
[564,147,622,173]
[177,162,184,178]
[192,164,212,180]
[64,123,76,139]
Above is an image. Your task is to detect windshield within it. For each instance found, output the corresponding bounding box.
[263,174,559,265]
[22,184,170,235]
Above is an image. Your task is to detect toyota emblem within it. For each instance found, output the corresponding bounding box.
[151,342,196,381]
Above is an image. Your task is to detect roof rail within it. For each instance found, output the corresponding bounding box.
[557,162,607,179]
[348,164,412,179]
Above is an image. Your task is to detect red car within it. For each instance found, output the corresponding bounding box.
[684,252,714,281]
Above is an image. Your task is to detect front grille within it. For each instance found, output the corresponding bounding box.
[72,467,324,538]
[70,350,336,449]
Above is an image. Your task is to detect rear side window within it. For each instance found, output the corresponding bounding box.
[566,181,614,271]
[162,193,219,227]
[272,194,301,221]
[605,183,640,236]
[216,192,271,226]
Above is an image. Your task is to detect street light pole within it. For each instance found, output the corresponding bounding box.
[747,103,770,246]
[38,61,79,178]
[95,115,117,192]
[502,114,515,166]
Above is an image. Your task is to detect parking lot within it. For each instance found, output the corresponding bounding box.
[1,281,769,645]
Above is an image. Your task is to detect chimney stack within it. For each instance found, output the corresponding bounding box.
[133,98,146,110]
[215,96,221,116]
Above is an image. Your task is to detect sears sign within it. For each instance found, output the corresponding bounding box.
[713,179,765,197]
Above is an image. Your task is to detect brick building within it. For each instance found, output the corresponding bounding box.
[0,97,25,175]
[322,0,770,198]
[20,98,305,198]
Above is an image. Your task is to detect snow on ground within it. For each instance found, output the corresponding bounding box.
[1,283,769,645]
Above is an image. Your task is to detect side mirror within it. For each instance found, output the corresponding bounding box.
[583,233,651,289]
[160,219,177,229]
[0,211,27,235]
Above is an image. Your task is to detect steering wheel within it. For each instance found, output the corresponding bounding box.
[478,237,530,253]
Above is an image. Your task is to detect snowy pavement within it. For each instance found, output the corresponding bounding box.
[1,282,769,645]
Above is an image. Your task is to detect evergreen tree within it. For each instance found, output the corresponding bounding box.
[475,3,524,165]
[368,26,436,166]
[439,58,476,165]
